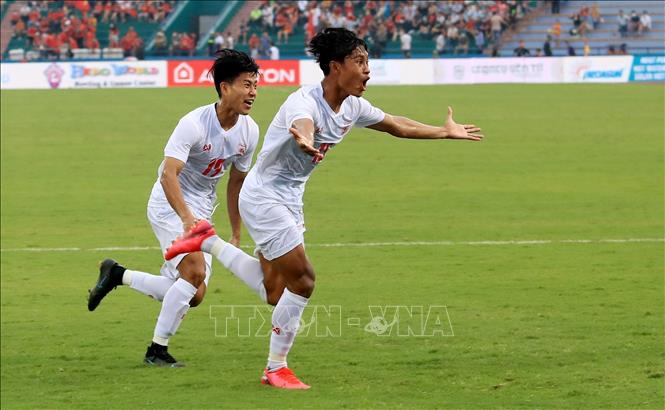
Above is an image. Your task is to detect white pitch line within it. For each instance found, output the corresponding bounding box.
[0,238,663,252]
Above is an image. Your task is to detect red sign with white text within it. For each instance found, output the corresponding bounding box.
[167,59,299,87]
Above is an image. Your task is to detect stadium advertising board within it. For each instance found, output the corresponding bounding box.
[629,55,665,82]
[434,57,563,84]
[0,61,166,89]
[563,56,633,83]
[167,59,299,87]
[300,59,434,85]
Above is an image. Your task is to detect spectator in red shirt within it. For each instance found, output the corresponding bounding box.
[248,33,260,58]
[26,25,39,46]
[44,33,61,59]
[75,0,90,18]
[120,26,138,53]
[102,2,113,23]
[93,2,103,20]
[179,32,195,56]
[67,35,78,51]
[28,8,40,24]
[85,31,100,50]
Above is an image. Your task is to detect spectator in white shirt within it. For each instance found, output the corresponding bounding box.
[639,10,652,35]
[269,41,280,60]
[400,28,412,58]
[434,28,446,56]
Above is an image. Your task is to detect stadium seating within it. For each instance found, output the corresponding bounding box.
[2,0,172,61]
[230,1,514,58]
[4,1,662,60]
[500,1,665,56]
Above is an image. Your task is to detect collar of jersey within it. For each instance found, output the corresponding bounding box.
[212,102,241,136]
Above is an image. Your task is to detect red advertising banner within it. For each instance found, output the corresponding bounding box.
[167,59,300,87]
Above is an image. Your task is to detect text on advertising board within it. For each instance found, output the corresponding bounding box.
[168,60,299,87]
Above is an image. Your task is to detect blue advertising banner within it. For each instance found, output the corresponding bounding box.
[630,55,665,82]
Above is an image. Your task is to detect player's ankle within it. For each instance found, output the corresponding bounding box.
[202,235,224,254]
[111,265,126,286]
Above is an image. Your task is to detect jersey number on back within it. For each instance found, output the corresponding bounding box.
[202,158,225,177]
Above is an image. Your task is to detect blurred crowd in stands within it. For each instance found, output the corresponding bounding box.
[9,0,173,60]
[153,30,199,56]
[240,0,534,58]
[532,3,652,58]
[4,0,660,61]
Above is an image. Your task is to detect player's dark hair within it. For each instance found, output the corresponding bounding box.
[307,28,368,76]
[208,49,259,97]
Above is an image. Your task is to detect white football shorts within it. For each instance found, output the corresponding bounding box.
[147,205,212,285]
[239,198,305,261]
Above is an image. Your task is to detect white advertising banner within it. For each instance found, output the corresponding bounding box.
[300,59,434,86]
[299,60,324,86]
[1,60,167,89]
[434,57,564,84]
[562,56,633,83]
[2,56,639,90]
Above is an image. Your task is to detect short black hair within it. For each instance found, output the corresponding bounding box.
[307,28,368,76]
[208,49,259,97]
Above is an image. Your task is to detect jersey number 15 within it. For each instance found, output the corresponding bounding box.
[202,158,225,177]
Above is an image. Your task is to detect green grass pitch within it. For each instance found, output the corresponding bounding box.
[1,83,663,409]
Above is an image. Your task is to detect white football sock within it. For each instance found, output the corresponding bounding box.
[267,288,309,371]
[123,269,175,302]
[202,236,267,303]
[153,278,197,346]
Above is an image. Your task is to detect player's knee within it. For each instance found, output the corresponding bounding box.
[177,255,207,287]
[189,285,206,307]
[180,268,205,287]
[266,286,284,306]
[189,293,204,307]
[289,265,315,298]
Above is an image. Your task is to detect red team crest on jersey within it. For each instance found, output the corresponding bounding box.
[238,143,247,156]
[203,144,212,151]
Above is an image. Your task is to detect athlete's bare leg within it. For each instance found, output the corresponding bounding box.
[176,252,208,307]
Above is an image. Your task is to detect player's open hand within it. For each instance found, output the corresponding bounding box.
[444,106,484,141]
[289,126,322,160]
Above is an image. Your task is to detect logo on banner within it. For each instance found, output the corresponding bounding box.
[582,69,624,80]
[259,66,296,84]
[44,63,65,89]
[173,62,194,83]
[168,60,298,87]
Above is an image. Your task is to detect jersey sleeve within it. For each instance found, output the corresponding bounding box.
[233,121,259,173]
[354,97,385,128]
[163,117,201,163]
[284,91,316,128]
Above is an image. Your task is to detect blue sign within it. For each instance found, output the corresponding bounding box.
[630,55,665,82]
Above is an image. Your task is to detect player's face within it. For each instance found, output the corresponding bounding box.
[338,47,370,97]
[221,72,258,115]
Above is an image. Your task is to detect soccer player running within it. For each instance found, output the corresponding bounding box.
[87,50,264,367]
[165,28,484,388]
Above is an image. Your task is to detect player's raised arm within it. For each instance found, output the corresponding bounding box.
[289,118,321,158]
[367,106,483,141]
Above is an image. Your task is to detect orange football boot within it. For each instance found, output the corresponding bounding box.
[261,367,311,390]
[164,220,216,260]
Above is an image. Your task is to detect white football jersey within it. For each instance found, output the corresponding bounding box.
[149,103,259,217]
[240,83,385,208]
